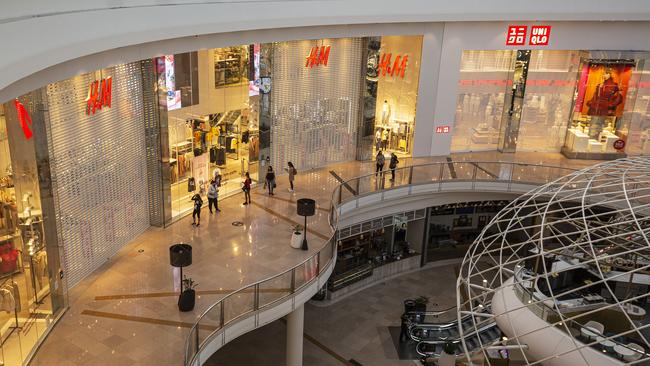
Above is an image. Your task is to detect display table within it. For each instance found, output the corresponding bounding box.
[600,132,620,153]
[588,140,603,152]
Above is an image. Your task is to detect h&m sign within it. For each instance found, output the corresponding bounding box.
[86,77,112,115]
[305,46,331,68]
[377,53,408,78]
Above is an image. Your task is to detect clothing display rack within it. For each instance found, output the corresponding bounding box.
[0,277,21,346]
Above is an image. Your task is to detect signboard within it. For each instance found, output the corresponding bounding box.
[613,139,626,150]
[435,126,450,134]
[13,99,33,140]
[377,53,408,78]
[506,25,552,46]
[305,46,331,68]
[86,77,112,115]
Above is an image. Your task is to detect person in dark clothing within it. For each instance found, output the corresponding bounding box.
[265,166,276,195]
[399,313,410,343]
[242,172,252,205]
[389,153,399,182]
[375,150,385,177]
[191,193,203,226]
[207,179,219,213]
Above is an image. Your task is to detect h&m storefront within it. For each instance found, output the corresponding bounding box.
[154,35,423,223]
[0,34,424,361]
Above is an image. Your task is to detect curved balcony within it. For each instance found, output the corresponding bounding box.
[184,160,577,366]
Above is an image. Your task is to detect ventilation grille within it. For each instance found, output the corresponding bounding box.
[45,63,149,287]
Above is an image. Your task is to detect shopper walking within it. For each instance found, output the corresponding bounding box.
[375,150,385,177]
[399,313,410,343]
[265,166,276,195]
[242,172,252,205]
[286,162,297,192]
[207,179,220,213]
[190,193,203,226]
[389,153,399,182]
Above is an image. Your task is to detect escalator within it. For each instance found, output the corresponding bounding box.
[405,306,502,359]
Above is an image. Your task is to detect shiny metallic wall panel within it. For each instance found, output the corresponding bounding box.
[45,63,149,287]
[270,38,364,170]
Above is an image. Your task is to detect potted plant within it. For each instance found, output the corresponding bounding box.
[178,276,197,312]
[290,224,304,249]
[438,341,457,366]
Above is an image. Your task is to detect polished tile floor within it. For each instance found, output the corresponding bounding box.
[28,152,601,366]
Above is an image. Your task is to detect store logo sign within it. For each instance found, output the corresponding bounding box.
[506,25,552,46]
[613,139,626,150]
[506,25,527,46]
[529,26,551,46]
[14,100,33,140]
[377,53,408,78]
[305,46,330,68]
[85,77,112,115]
[435,126,450,134]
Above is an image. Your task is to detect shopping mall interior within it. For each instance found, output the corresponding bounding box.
[1,1,650,365]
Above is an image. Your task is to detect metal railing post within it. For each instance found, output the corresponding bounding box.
[408,165,414,185]
[438,163,444,191]
[220,303,225,328]
[291,269,296,293]
[355,178,360,196]
[507,162,514,191]
[254,284,260,311]
[317,251,321,274]
[471,164,477,189]
[337,186,342,205]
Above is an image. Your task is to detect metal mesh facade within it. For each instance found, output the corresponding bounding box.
[270,38,364,170]
[44,63,150,287]
[457,156,650,365]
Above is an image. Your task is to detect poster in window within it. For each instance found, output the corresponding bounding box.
[578,63,633,117]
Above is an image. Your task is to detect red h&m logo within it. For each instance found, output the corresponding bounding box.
[305,46,331,68]
[435,126,450,134]
[529,25,551,46]
[377,53,409,78]
[86,77,112,115]
[14,100,33,140]
[506,25,527,46]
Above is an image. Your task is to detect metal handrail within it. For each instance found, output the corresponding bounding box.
[184,160,578,365]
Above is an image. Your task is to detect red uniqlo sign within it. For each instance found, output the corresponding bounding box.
[529,25,551,46]
[506,26,527,46]
[435,126,450,134]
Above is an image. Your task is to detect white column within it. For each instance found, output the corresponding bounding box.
[412,23,445,158]
[286,304,305,366]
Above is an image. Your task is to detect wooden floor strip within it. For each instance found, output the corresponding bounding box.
[250,202,330,240]
[81,310,218,331]
[95,288,291,301]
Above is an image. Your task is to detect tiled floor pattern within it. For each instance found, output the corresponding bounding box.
[207,262,459,366]
[27,152,599,365]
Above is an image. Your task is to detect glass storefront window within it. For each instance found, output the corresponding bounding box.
[0,101,60,365]
[563,58,639,159]
[451,50,515,152]
[159,47,259,223]
[372,35,422,158]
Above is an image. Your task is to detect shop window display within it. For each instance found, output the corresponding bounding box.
[0,103,58,365]
[563,59,637,159]
[159,47,259,222]
[372,35,422,158]
[451,50,514,152]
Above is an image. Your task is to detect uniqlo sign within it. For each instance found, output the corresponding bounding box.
[506,25,527,46]
[506,25,552,46]
[529,25,551,45]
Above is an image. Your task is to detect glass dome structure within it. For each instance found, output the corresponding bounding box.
[457,157,650,365]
